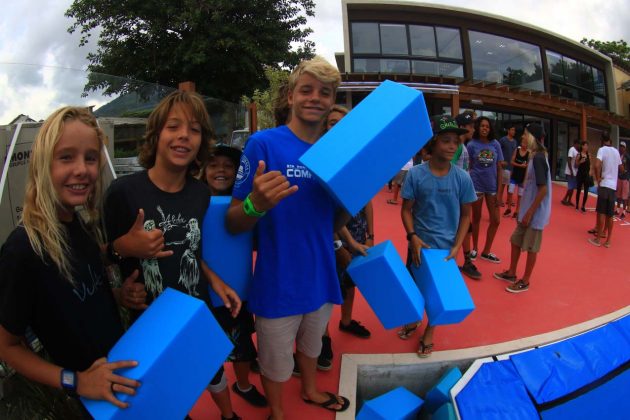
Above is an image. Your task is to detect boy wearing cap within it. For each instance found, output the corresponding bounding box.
[400,115,477,355]
[494,124,551,293]
[614,141,629,219]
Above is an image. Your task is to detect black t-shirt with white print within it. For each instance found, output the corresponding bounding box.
[0,218,123,372]
[104,171,212,313]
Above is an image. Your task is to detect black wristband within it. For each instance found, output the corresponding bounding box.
[406,232,418,241]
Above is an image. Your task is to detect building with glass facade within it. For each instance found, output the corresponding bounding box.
[335,1,630,180]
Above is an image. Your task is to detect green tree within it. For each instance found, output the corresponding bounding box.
[65,0,315,102]
[580,38,630,72]
[242,66,289,129]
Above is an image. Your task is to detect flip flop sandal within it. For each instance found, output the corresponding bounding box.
[397,322,420,340]
[302,392,349,412]
[417,340,434,358]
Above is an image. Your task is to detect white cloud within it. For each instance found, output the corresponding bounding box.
[1,0,629,123]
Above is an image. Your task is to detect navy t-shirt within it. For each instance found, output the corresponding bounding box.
[0,219,123,371]
[232,125,342,318]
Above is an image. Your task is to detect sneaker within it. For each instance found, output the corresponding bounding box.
[621,213,626,220]
[231,383,268,407]
[468,250,478,261]
[581,208,586,213]
[460,261,481,280]
[339,320,371,338]
[503,208,511,217]
[317,335,333,371]
[292,354,300,377]
[506,280,529,293]
[493,270,516,283]
[588,237,601,247]
[480,253,501,264]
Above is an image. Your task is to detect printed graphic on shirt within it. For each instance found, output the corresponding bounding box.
[286,164,312,179]
[72,265,104,302]
[235,154,251,187]
[141,206,201,299]
[476,149,496,168]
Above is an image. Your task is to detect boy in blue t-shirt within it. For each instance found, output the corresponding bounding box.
[400,115,477,356]
[226,57,350,418]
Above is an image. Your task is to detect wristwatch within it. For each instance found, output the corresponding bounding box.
[60,369,78,396]
[406,232,418,241]
[333,240,343,251]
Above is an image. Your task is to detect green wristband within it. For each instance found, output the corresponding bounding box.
[243,194,266,217]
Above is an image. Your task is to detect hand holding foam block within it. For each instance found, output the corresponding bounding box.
[346,240,424,329]
[299,80,431,215]
[424,367,463,413]
[202,195,253,307]
[356,387,424,420]
[82,288,233,419]
[411,249,474,325]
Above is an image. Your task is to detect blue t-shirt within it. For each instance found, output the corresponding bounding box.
[498,136,518,171]
[232,125,342,318]
[401,163,477,249]
[518,152,552,230]
[466,139,504,193]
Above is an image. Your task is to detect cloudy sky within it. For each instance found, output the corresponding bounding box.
[1,0,629,124]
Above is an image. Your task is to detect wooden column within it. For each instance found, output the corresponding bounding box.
[248,102,258,134]
[451,93,460,117]
[178,81,196,92]
[580,105,587,140]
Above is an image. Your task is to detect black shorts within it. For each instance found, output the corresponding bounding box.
[212,304,257,363]
[596,187,616,217]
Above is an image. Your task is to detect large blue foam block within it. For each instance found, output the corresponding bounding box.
[410,249,475,325]
[356,387,424,420]
[424,366,463,413]
[299,80,431,215]
[433,402,457,420]
[347,240,424,329]
[82,288,233,419]
[202,195,253,307]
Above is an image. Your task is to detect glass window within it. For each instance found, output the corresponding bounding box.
[381,59,410,73]
[593,68,606,95]
[353,58,381,73]
[412,60,463,77]
[409,25,436,57]
[352,22,380,54]
[380,24,408,55]
[563,56,579,85]
[436,27,462,59]
[578,63,594,91]
[546,51,564,80]
[469,31,544,91]
[593,96,606,108]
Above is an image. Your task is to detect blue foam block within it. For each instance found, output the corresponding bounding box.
[433,402,457,420]
[347,240,424,330]
[82,288,233,419]
[202,195,253,307]
[356,387,423,420]
[299,80,431,215]
[410,249,474,325]
[425,366,463,413]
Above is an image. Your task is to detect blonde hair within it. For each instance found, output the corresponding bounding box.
[287,56,341,93]
[22,107,106,282]
[138,91,214,175]
[524,130,547,154]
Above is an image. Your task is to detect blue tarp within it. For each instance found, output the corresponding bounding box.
[510,322,630,404]
[456,360,538,420]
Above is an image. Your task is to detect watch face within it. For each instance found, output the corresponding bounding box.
[62,370,75,387]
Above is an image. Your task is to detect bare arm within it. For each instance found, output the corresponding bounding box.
[0,326,139,408]
[446,203,472,260]
[365,200,375,247]
[201,261,241,317]
[594,158,603,184]
[402,198,429,266]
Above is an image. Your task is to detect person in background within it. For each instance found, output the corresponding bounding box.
[574,141,591,214]
[561,139,579,206]
[498,123,518,207]
[494,123,551,293]
[505,134,529,219]
[614,141,629,219]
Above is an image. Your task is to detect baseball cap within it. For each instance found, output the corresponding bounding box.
[621,141,627,147]
[525,123,545,142]
[210,144,241,167]
[455,112,474,127]
[433,115,468,136]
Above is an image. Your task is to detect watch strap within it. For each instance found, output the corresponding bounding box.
[243,194,266,218]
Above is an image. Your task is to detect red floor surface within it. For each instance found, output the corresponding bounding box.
[191,183,630,419]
